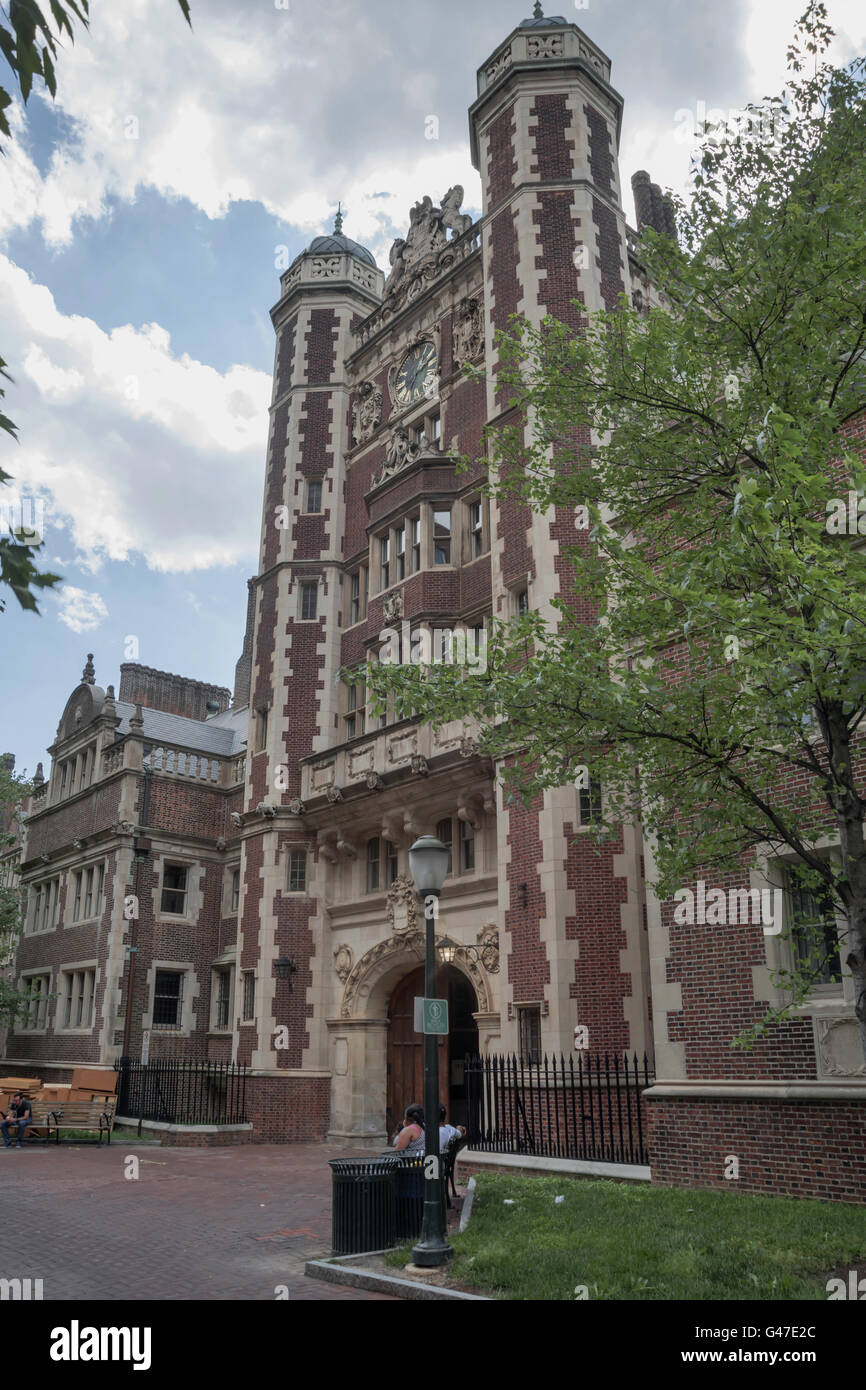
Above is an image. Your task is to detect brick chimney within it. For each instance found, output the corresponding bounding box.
[118,665,230,721]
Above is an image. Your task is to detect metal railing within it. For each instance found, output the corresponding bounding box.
[465,1051,654,1166]
[114,1058,248,1126]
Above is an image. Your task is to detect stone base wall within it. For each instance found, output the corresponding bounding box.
[647,1094,866,1204]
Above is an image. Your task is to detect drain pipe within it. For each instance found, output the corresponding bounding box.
[120,763,152,1069]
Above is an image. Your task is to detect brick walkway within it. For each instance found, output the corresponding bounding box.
[0,1141,395,1301]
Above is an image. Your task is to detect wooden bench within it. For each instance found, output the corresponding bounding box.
[46,1100,116,1145]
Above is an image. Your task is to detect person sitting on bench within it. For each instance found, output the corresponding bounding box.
[2,1092,32,1148]
[392,1103,425,1154]
[439,1105,466,1150]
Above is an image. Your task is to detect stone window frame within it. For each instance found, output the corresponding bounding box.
[516,1003,542,1064]
[224,863,241,917]
[241,970,256,1024]
[762,846,850,1008]
[433,814,479,880]
[346,563,368,628]
[465,495,488,562]
[70,858,106,925]
[342,666,367,743]
[142,959,197,1036]
[298,578,319,622]
[209,963,235,1033]
[15,969,52,1033]
[576,776,603,830]
[286,848,307,894]
[27,874,61,935]
[305,477,324,514]
[159,861,191,919]
[56,959,98,1034]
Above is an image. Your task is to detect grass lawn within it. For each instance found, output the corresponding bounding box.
[386,1175,866,1300]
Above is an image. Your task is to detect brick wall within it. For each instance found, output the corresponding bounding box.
[648,1096,866,1204]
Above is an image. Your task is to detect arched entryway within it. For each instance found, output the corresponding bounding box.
[385,964,479,1135]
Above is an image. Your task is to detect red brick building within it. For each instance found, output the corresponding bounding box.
[5,9,864,1195]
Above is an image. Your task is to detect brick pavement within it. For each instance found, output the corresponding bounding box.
[0,1141,395,1301]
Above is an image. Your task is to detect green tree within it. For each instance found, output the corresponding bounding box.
[0,0,192,612]
[367,4,866,1062]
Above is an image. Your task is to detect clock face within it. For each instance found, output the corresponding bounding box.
[393,341,438,409]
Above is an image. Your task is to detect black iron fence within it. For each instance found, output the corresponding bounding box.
[465,1052,654,1166]
[114,1058,248,1126]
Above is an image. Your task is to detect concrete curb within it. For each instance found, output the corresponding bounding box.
[304,1252,489,1301]
[461,1150,651,1182]
[458,1176,476,1233]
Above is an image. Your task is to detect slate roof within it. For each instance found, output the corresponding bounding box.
[113,702,248,757]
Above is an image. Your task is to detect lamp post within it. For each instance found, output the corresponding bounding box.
[407,833,452,1267]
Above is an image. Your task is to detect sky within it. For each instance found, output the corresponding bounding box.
[1,0,865,777]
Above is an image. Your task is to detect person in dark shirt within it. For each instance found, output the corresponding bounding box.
[2,1092,32,1148]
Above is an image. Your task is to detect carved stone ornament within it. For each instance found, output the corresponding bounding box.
[230,812,245,828]
[384,186,474,299]
[256,802,277,819]
[410,754,429,776]
[365,770,384,791]
[81,653,95,685]
[288,798,306,816]
[382,591,403,625]
[340,931,425,1018]
[459,736,479,758]
[452,297,483,368]
[334,944,354,984]
[386,874,418,935]
[113,821,135,836]
[41,853,51,864]
[72,838,83,850]
[215,837,227,852]
[325,785,344,803]
[352,381,383,445]
[373,422,439,488]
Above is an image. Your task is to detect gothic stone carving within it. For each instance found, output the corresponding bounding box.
[333,944,354,984]
[310,255,341,278]
[459,736,479,758]
[365,771,384,791]
[325,785,344,803]
[340,931,425,1018]
[452,297,483,369]
[384,186,473,298]
[382,591,403,624]
[288,798,306,815]
[230,812,244,828]
[477,922,500,974]
[527,34,564,60]
[352,381,383,445]
[387,874,418,934]
[410,754,429,776]
[373,423,438,487]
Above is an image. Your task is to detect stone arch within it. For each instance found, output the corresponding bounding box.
[340,932,491,1019]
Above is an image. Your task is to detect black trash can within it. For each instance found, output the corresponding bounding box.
[329,1157,398,1254]
[392,1154,426,1242]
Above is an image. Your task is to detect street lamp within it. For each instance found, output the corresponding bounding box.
[407,834,453,1267]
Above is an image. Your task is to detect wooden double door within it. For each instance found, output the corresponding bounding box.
[385,965,478,1136]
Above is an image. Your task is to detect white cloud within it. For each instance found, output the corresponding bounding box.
[55,586,109,633]
[0,255,270,573]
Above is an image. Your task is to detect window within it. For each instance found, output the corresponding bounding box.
[161,864,188,916]
[436,818,453,876]
[380,534,390,590]
[242,970,255,1022]
[579,777,603,826]
[72,871,82,922]
[517,1005,542,1064]
[300,581,318,620]
[214,969,232,1030]
[785,865,841,986]
[71,864,103,922]
[231,869,240,914]
[469,500,484,558]
[305,478,323,512]
[62,967,95,1030]
[459,817,475,872]
[433,509,451,564]
[256,707,269,752]
[396,525,406,580]
[21,974,49,1030]
[366,837,381,893]
[37,878,60,933]
[429,412,441,442]
[59,762,68,798]
[411,516,421,572]
[153,970,184,1029]
[345,675,366,742]
[288,850,307,893]
[84,865,95,919]
[516,587,529,615]
[350,571,361,625]
[386,839,399,886]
